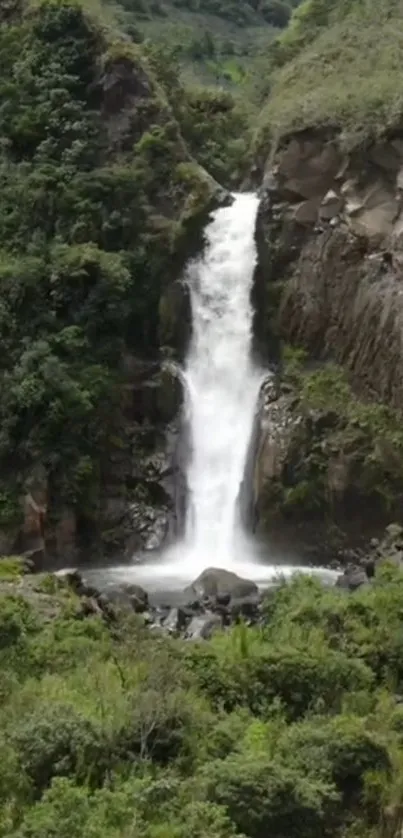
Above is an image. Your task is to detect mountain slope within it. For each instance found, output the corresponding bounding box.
[251,0,403,553]
[111,0,304,89]
[0,0,227,561]
[255,0,403,152]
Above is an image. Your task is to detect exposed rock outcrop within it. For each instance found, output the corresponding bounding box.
[253,130,403,553]
[95,357,188,561]
[249,363,403,559]
[257,130,403,409]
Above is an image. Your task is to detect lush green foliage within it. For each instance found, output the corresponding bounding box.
[145,42,252,183]
[255,0,403,150]
[3,567,403,835]
[113,0,303,91]
[0,0,229,528]
[268,349,403,521]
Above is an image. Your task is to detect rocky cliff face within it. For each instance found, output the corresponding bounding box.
[253,131,403,557]
[258,130,403,401]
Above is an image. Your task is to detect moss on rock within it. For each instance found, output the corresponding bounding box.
[253,349,403,555]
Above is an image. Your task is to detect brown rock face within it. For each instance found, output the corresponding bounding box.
[98,56,160,153]
[279,229,403,409]
[258,129,403,410]
[252,130,403,553]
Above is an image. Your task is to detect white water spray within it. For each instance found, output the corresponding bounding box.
[80,193,339,591]
[180,192,262,571]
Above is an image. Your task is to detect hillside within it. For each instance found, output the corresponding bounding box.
[0,0,245,563]
[111,0,303,90]
[255,0,403,152]
[4,3,403,838]
[250,0,403,555]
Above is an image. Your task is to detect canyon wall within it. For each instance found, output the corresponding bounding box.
[252,131,403,558]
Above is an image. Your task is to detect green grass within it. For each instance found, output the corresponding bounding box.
[256,0,403,150]
[0,557,24,581]
[114,0,283,91]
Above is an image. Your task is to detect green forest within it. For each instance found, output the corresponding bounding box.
[0,0,249,540]
[3,559,403,837]
[3,0,403,835]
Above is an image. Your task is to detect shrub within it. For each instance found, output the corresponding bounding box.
[263,568,403,685]
[203,751,338,838]
[0,557,24,580]
[278,715,391,809]
[187,623,373,719]
[10,704,108,794]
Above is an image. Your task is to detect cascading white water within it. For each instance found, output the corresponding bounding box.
[78,192,340,592]
[181,192,262,570]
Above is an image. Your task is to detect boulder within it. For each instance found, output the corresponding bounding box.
[63,570,86,595]
[336,565,369,592]
[292,199,321,224]
[319,189,343,220]
[163,606,189,633]
[185,567,258,601]
[230,594,261,620]
[185,613,222,640]
[278,138,341,200]
[106,582,149,612]
[216,592,231,607]
[128,584,149,613]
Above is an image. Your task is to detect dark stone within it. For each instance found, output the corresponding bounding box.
[184,598,201,611]
[82,583,101,600]
[158,280,191,360]
[79,597,101,618]
[230,594,261,620]
[364,558,376,578]
[163,606,189,633]
[64,570,85,595]
[213,605,231,626]
[101,582,149,613]
[184,567,258,601]
[96,594,117,622]
[336,565,369,591]
[163,607,180,633]
[185,613,222,640]
[98,56,153,153]
[216,592,231,606]
[127,584,149,613]
[126,503,169,554]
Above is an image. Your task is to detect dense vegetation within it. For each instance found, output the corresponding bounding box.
[277,350,403,520]
[3,561,403,836]
[3,0,403,835]
[255,0,403,150]
[112,0,303,90]
[0,0,250,540]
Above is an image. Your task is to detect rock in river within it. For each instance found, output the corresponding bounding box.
[184,567,258,602]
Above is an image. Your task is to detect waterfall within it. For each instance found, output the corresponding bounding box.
[181,192,262,570]
[77,192,340,591]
